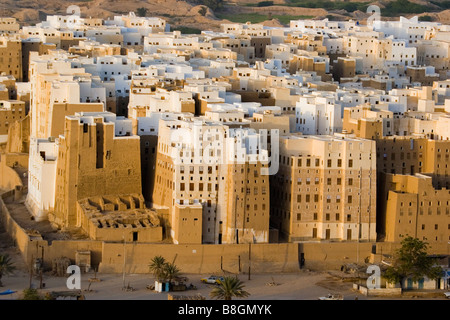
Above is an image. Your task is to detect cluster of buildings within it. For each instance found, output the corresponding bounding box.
[0,13,449,246]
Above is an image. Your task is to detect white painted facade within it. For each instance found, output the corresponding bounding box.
[26,138,58,221]
[295,94,342,135]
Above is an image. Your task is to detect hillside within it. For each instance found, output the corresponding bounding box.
[1,0,450,32]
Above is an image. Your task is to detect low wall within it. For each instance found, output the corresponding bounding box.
[0,197,103,270]
[358,285,402,297]
[27,240,104,271]
[0,192,34,266]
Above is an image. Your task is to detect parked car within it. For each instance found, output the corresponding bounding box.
[444,292,450,299]
[200,276,224,285]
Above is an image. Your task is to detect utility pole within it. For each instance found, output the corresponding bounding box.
[248,243,251,280]
[234,195,239,244]
[39,245,44,289]
[122,234,126,290]
[29,255,33,289]
[357,166,362,265]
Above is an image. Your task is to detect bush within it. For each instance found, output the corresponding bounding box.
[257,1,274,7]
[287,0,368,12]
[431,1,450,9]
[172,26,202,34]
[21,288,43,300]
[419,15,433,22]
[136,7,148,17]
[381,0,433,17]
[198,6,207,16]
[199,0,224,12]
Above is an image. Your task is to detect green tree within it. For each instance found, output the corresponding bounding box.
[0,254,16,287]
[21,288,43,300]
[201,0,224,12]
[162,262,180,283]
[136,7,148,17]
[384,236,443,286]
[210,276,250,300]
[198,6,207,16]
[418,15,433,22]
[257,1,274,7]
[149,255,167,281]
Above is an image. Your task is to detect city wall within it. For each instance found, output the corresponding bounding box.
[1,190,31,259]
[1,190,449,275]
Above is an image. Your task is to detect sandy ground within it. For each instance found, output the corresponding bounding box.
[0,268,363,301]
[1,228,447,301]
[1,247,448,301]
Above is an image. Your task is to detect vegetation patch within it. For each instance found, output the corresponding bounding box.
[215,13,314,25]
[381,0,434,17]
[285,0,369,12]
[171,26,203,34]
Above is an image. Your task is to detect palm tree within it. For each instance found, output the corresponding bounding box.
[0,254,16,287]
[162,262,180,283]
[148,255,166,281]
[210,276,250,300]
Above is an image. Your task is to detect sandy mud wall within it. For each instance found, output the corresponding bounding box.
[99,242,301,274]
